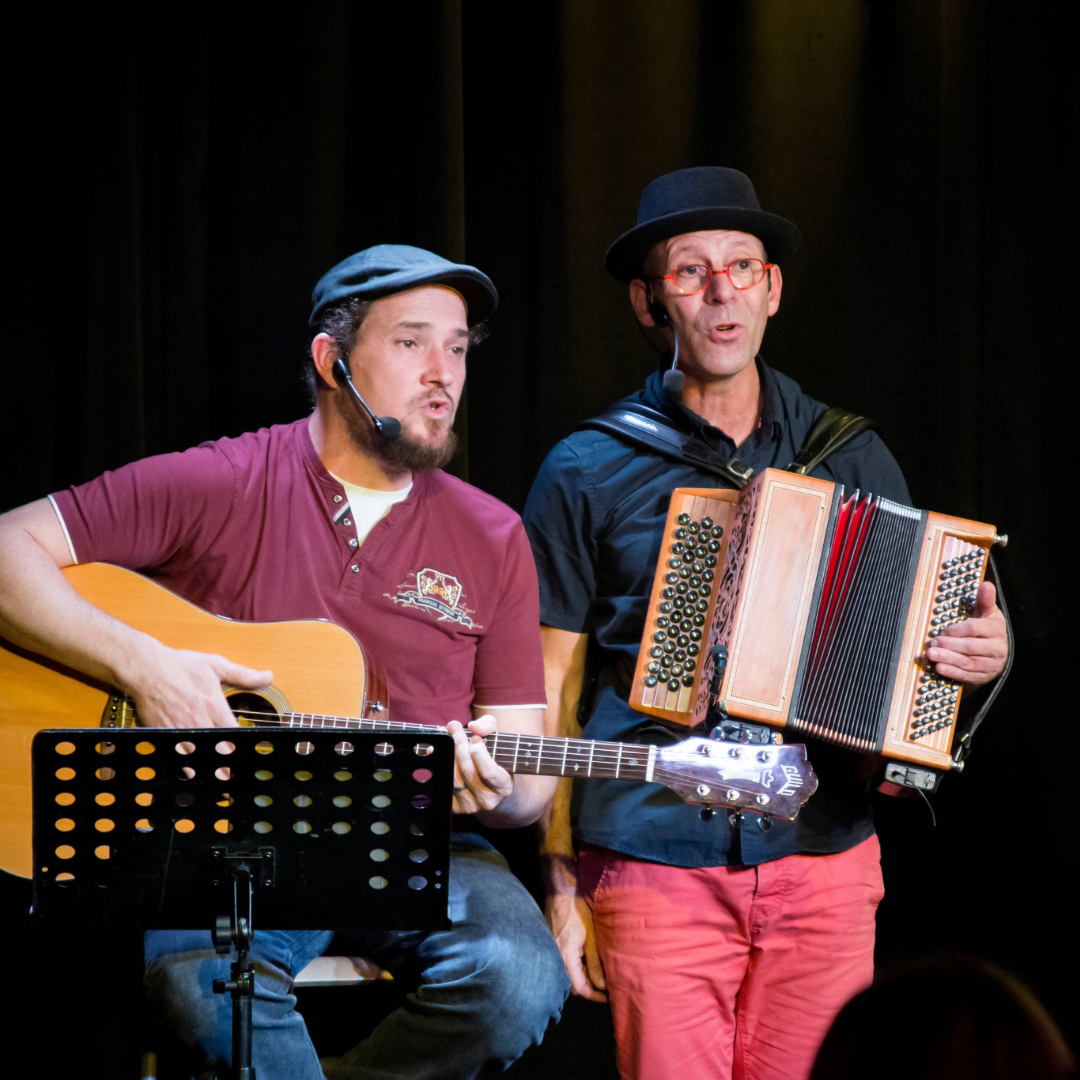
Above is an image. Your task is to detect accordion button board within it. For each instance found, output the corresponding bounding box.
[630,470,998,772]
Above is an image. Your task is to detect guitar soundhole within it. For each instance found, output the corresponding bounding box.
[228,692,277,726]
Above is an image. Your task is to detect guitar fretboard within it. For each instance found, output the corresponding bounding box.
[249,711,654,782]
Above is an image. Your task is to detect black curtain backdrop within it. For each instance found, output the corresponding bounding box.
[2,2,1073,1075]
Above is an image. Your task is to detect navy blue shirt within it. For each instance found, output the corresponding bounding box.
[523,361,911,867]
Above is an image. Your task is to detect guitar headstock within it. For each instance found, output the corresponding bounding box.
[654,738,817,821]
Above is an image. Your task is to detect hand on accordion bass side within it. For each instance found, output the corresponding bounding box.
[925,582,1008,687]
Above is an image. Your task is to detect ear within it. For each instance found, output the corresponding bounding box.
[311,333,345,388]
[629,278,660,327]
[766,264,783,317]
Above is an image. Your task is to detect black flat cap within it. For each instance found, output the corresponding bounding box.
[310,244,498,328]
[606,167,800,282]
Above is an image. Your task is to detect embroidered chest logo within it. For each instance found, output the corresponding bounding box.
[386,568,480,629]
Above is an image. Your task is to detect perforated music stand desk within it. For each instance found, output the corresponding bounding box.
[31,727,454,1078]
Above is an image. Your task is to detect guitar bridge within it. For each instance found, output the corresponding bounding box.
[101,693,138,728]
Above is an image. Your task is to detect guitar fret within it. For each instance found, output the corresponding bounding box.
[511,734,520,773]
[615,743,623,778]
[587,740,595,777]
[560,739,569,775]
[536,734,543,773]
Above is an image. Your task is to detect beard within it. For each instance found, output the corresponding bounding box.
[335,389,459,473]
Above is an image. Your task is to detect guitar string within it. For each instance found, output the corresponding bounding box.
[112,705,799,797]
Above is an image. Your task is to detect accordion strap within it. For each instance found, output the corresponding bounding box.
[576,402,875,488]
[577,402,755,487]
[786,406,877,474]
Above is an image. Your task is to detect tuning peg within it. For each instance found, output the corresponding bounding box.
[756,814,773,832]
[728,809,744,829]
[699,805,715,822]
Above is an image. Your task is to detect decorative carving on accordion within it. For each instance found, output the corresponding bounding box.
[695,480,760,722]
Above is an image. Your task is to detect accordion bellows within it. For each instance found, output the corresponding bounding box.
[630,469,997,771]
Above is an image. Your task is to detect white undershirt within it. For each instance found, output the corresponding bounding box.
[331,474,413,546]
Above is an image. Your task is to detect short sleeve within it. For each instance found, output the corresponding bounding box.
[50,443,238,570]
[522,439,597,633]
[470,520,547,709]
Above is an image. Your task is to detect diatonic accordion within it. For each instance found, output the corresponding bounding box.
[630,469,1001,772]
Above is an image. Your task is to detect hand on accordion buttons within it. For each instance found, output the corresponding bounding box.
[926,582,1008,686]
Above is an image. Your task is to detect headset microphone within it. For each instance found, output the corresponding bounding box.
[332,358,402,440]
[647,293,684,396]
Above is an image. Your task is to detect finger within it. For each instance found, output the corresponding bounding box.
[584,937,607,992]
[466,714,498,738]
[447,721,478,788]
[211,689,241,728]
[972,580,997,620]
[210,655,274,688]
[466,736,513,794]
[931,661,997,687]
[928,633,1005,659]
[937,615,1004,640]
[566,953,607,1002]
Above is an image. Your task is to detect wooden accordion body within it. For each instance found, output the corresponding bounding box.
[630,470,998,771]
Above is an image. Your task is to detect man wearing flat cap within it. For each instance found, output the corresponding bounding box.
[0,245,569,1078]
[524,168,1008,1080]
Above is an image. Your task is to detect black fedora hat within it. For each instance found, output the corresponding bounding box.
[605,166,800,282]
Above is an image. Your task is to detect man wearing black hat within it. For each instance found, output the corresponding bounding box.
[0,244,570,1078]
[523,169,1007,1080]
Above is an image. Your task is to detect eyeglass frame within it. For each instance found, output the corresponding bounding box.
[650,258,776,295]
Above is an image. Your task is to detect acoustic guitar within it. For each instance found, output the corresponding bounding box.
[0,563,818,878]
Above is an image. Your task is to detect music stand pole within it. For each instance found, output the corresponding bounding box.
[212,859,257,1079]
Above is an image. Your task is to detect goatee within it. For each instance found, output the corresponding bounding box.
[336,390,458,473]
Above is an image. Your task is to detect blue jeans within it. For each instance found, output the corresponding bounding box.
[144,836,570,1079]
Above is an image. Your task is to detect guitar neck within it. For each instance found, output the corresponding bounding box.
[270,713,653,782]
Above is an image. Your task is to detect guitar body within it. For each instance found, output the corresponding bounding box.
[0,563,379,878]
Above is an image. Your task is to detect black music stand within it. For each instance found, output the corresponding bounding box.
[31,727,454,1080]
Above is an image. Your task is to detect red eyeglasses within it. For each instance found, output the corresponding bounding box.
[653,259,774,295]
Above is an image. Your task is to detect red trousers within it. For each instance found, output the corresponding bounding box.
[579,835,884,1080]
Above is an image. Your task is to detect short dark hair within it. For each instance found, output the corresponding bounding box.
[303,296,490,404]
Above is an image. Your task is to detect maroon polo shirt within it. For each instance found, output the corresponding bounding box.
[50,417,546,725]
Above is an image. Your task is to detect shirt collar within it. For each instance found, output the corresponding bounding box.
[642,355,783,451]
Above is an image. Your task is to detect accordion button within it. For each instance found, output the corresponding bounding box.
[677,514,690,525]
[660,602,672,613]
[671,664,684,676]
[669,558,682,569]
[653,632,667,644]
[682,675,695,687]
[702,569,714,582]
[701,516,714,529]
[674,650,686,662]
[677,583,689,595]
[685,658,696,671]
[648,661,660,674]
[688,522,700,533]
[705,556,717,568]
[663,641,676,653]
[693,615,705,627]
[688,645,700,657]
[693,561,705,573]
[644,675,658,687]
[695,546,708,559]
[677,635,689,648]
[663,587,675,600]
[651,646,663,658]
[657,616,670,628]
[671,542,685,555]
[668,679,680,692]
[675,528,688,540]
[666,573,679,585]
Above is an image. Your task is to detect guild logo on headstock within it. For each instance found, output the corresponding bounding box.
[385,568,479,629]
